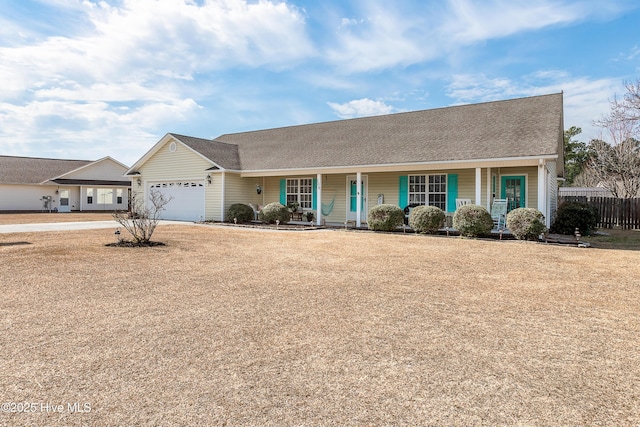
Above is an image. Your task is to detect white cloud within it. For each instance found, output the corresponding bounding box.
[0,0,314,162]
[327,98,396,119]
[323,0,630,73]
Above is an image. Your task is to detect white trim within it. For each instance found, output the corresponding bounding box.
[316,173,322,226]
[237,155,559,177]
[538,162,547,223]
[500,173,529,208]
[356,171,362,228]
[475,167,482,206]
[486,168,492,211]
[346,174,368,226]
[221,172,226,222]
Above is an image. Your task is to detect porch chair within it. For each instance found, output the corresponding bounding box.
[455,198,472,209]
[248,204,263,221]
[491,198,508,230]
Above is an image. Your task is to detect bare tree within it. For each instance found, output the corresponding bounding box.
[582,138,640,198]
[113,189,173,244]
[586,79,640,198]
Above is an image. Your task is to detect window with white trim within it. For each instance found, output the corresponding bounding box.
[97,188,113,205]
[286,178,313,209]
[116,189,123,204]
[87,188,93,204]
[408,174,447,210]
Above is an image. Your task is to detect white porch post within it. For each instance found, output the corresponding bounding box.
[475,167,482,206]
[316,173,322,225]
[486,168,491,211]
[538,161,548,226]
[80,185,83,212]
[356,171,362,228]
[220,172,225,222]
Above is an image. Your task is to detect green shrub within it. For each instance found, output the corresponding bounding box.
[367,204,404,231]
[227,203,254,223]
[452,204,493,237]
[506,208,547,240]
[259,202,290,224]
[550,202,598,235]
[408,205,445,234]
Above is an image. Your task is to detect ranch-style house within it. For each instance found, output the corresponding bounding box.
[125,93,565,228]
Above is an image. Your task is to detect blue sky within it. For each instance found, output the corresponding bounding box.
[1,0,639,166]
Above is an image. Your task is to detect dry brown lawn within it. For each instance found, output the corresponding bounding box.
[1,223,639,426]
[0,212,114,225]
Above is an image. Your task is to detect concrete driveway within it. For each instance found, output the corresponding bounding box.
[0,220,190,234]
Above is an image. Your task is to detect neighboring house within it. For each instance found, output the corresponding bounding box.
[0,156,131,212]
[126,93,565,227]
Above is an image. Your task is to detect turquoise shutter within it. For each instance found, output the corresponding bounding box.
[399,176,408,209]
[447,174,458,212]
[280,179,286,205]
[312,178,317,210]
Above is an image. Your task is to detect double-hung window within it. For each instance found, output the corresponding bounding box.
[286,178,313,209]
[408,174,447,210]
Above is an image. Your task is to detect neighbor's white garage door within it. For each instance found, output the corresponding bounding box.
[149,181,205,221]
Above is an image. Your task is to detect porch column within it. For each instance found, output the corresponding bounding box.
[356,171,362,228]
[486,168,492,211]
[538,161,548,226]
[316,173,322,226]
[80,185,83,212]
[220,172,225,222]
[475,168,482,206]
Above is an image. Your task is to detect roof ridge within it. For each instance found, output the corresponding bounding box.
[0,154,92,162]
[216,92,563,138]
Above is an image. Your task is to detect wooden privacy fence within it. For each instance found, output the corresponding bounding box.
[559,196,640,230]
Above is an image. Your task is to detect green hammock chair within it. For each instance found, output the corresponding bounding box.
[321,190,337,217]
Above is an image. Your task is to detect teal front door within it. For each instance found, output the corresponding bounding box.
[347,175,367,222]
[501,176,525,211]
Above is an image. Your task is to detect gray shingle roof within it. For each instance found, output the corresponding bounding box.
[207,93,563,171]
[170,134,241,170]
[0,156,92,184]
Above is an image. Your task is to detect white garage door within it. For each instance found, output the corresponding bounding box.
[149,181,205,221]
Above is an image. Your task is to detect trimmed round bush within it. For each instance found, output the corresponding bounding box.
[227,203,254,223]
[259,202,290,224]
[506,208,547,240]
[367,204,404,231]
[408,205,445,234]
[452,204,493,237]
[550,202,598,235]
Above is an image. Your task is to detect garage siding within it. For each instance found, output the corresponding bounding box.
[137,139,213,218]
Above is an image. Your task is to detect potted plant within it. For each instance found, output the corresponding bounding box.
[305,211,315,222]
[287,202,299,213]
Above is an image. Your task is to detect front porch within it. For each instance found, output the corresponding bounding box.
[233,161,552,228]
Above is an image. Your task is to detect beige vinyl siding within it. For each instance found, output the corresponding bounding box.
[0,184,58,211]
[137,139,214,214]
[206,173,223,221]
[223,174,263,220]
[321,174,347,223]
[138,141,212,181]
[63,158,127,180]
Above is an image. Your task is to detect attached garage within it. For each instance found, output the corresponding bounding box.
[149,181,205,221]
